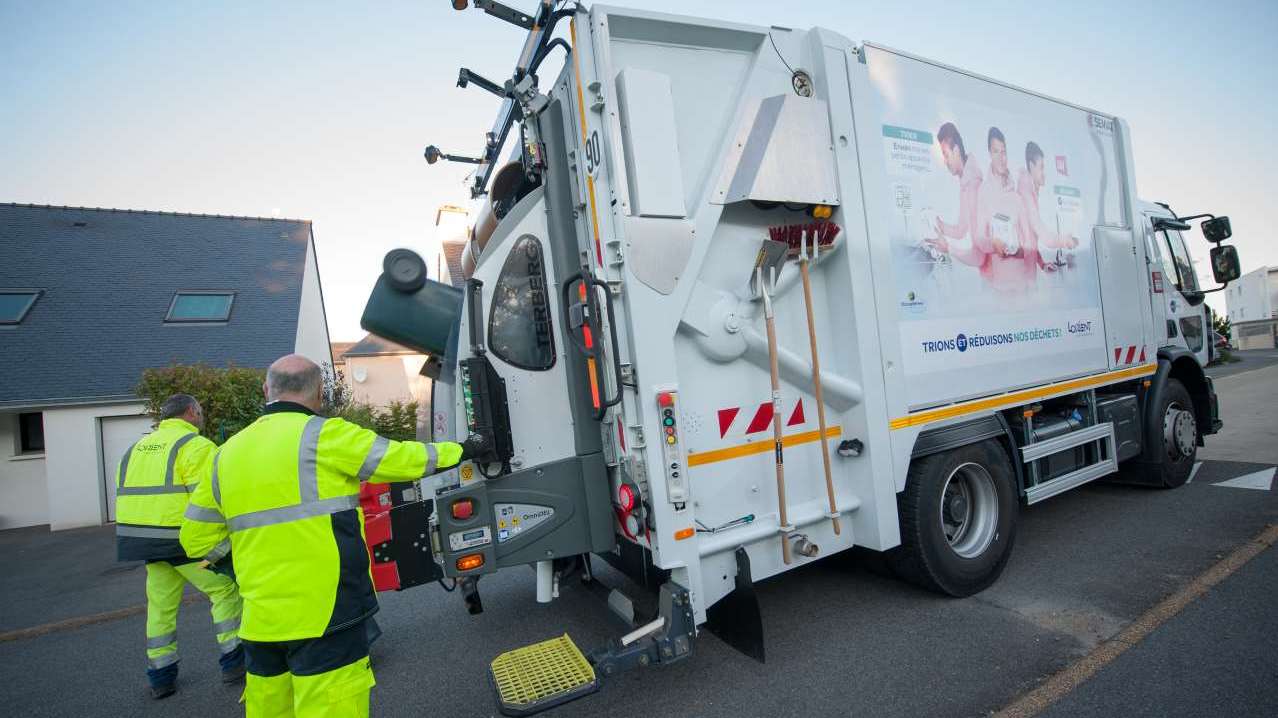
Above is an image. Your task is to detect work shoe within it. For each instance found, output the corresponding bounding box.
[221,663,246,684]
[150,684,176,700]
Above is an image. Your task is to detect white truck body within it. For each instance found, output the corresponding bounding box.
[364,3,1237,710]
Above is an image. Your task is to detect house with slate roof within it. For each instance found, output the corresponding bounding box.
[0,203,332,530]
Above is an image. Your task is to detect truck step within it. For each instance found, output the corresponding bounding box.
[490,633,599,717]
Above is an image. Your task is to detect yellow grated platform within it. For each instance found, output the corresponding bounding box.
[490,633,598,716]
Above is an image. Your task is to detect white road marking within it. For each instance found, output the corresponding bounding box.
[1211,467,1276,491]
[1186,462,1203,484]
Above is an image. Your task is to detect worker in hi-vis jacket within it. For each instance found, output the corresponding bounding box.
[114,393,245,699]
[181,354,487,717]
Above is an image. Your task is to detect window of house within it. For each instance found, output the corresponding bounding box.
[165,292,235,322]
[0,291,41,324]
[18,412,44,455]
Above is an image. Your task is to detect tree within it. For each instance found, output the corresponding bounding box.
[1211,309,1231,340]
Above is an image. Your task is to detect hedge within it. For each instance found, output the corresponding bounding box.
[137,363,419,444]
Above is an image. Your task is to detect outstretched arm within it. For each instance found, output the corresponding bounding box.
[318,418,469,492]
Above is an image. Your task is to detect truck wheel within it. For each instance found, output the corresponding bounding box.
[890,441,1018,597]
[1144,378,1197,489]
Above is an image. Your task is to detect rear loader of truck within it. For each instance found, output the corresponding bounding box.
[358,2,1245,714]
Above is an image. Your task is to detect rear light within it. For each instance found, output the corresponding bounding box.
[456,553,485,572]
[674,527,694,541]
[451,498,474,520]
[617,484,636,512]
[578,282,602,409]
[657,392,674,407]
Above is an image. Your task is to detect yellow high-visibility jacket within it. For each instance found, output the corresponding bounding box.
[180,402,463,642]
[116,418,216,561]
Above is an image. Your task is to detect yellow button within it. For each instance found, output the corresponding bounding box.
[666,435,676,445]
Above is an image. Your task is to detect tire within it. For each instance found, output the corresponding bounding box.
[1142,378,1197,489]
[889,440,1018,597]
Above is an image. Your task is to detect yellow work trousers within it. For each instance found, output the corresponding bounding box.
[145,560,242,670]
[243,621,376,717]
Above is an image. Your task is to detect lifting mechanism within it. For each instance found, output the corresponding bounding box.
[431,3,703,714]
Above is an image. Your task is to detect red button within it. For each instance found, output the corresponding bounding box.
[451,499,474,520]
[658,393,674,407]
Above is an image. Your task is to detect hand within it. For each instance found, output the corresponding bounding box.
[1064,235,1079,249]
[927,236,948,254]
[993,238,1008,255]
[459,432,491,461]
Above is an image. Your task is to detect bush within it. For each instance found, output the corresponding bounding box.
[331,400,419,442]
[325,366,419,441]
[137,363,266,443]
[138,363,420,444]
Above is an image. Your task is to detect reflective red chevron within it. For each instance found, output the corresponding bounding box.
[745,402,773,434]
[717,408,740,439]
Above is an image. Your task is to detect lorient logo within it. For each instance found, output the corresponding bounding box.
[1068,320,1094,336]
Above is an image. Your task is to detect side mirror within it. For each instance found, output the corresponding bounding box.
[1210,244,1241,284]
[1202,216,1232,242]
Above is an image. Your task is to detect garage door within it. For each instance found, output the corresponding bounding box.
[100,415,153,522]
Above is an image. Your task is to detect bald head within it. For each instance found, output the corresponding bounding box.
[265,354,323,410]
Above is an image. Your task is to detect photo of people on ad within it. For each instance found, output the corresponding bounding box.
[868,48,1126,406]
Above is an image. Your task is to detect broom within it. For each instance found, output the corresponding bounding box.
[769,221,844,535]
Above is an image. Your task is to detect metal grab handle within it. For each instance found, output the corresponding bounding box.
[560,272,624,420]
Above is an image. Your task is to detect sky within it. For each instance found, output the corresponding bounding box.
[3,0,1276,339]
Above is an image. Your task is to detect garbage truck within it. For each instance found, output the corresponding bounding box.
[358,2,1245,714]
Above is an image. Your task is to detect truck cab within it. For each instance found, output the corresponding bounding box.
[1142,202,1216,366]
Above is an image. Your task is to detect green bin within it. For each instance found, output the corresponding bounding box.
[360,273,463,357]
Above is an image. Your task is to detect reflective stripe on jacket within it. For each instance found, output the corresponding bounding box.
[180,401,463,642]
[116,418,215,561]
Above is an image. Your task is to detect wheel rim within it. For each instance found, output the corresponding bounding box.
[1163,401,1196,460]
[940,462,998,559]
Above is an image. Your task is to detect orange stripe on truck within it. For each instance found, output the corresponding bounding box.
[686,426,842,467]
[888,363,1157,431]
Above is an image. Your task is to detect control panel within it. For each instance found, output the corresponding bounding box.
[494,503,556,543]
[448,525,493,552]
[656,389,687,505]
[459,355,514,467]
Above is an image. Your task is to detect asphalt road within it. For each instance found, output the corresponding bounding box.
[1,364,1275,717]
[1205,347,1278,379]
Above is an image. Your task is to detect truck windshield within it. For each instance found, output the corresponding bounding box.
[1159,229,1199,293]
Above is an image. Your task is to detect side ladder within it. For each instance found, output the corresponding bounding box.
[1019,392,1119,505]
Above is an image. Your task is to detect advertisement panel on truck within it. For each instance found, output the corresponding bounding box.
[863,46,1127,408]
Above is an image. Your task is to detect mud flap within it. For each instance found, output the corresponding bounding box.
[706,547,766,662]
